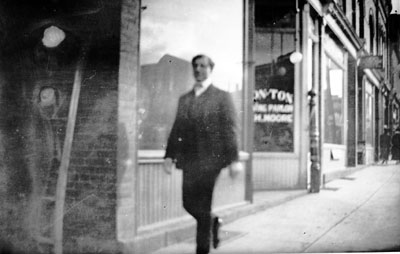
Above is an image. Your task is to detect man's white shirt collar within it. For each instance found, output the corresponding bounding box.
[194,78,212,96]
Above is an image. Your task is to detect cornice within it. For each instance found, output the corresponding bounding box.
[328,1,364,51]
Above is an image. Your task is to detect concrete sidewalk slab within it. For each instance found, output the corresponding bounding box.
[152,164,400,254]
[149,190,307,254]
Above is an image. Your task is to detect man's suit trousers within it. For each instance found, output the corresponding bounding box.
[182,167,220,254]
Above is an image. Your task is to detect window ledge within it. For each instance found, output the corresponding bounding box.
[138,150,250,164]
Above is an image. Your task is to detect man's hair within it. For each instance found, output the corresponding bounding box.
[191,54,215,70]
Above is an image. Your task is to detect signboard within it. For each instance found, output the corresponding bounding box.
[359,56,383,70]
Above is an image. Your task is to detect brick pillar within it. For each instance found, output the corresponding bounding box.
[347,57,358,167]
[117,0,140,251]
[357,71,366,164]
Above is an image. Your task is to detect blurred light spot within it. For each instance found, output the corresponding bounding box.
[40,87,56,107]
[42,26,65,48]
[290,51,303,64]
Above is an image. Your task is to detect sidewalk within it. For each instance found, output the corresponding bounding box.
[152,163,400,254]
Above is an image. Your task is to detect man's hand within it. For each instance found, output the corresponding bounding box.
[163,158,174,175]
[228,161,243,178]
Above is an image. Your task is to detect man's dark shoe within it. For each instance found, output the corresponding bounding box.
[212,217,222,249]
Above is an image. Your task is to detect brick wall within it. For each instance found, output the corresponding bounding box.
[63,64,120,254]
[0,48,47,252]
[0,1,123,253]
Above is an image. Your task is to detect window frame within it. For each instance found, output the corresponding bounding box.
[137,0,248,160]
[322,37,348,146]
[365,80,374,146]
[252,2,299,154]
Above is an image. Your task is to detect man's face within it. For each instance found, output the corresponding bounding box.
[193,57,212,82]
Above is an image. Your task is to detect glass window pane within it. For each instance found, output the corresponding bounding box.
[139,0,243,151]
[365,82,374,145]
[254,1,296,152]
[324,59,344,144]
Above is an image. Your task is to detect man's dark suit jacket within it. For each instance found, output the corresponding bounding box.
[165,85,238,172]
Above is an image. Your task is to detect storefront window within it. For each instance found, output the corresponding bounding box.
[139,0,243,151]
[324,58,344,144]
[383,96,388,127]
[394,105,400,127]
[365,82,374,145]
[253,1,296,152]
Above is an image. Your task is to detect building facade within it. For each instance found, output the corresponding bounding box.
[0,0,396,253]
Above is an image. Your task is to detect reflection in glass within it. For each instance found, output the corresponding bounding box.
[254,1,296,152]
[139,0,243,150]
[324,59,344,144]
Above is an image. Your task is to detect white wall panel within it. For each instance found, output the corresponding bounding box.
[253,154,300,190]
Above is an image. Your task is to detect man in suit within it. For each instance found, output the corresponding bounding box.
[164,54,241,254]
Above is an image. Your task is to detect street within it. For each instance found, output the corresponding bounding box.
[153,163,400,253]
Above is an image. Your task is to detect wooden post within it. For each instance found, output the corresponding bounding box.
[243,0,255,203]
[54,62,83,254]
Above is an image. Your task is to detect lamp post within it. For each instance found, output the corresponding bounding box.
[308,86,321,192]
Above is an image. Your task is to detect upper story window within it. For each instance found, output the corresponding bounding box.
[139,0,244,152]
[359,0,365,37]
[337,0,347,14]
[352,0,356,28]
[369,9,375,54]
